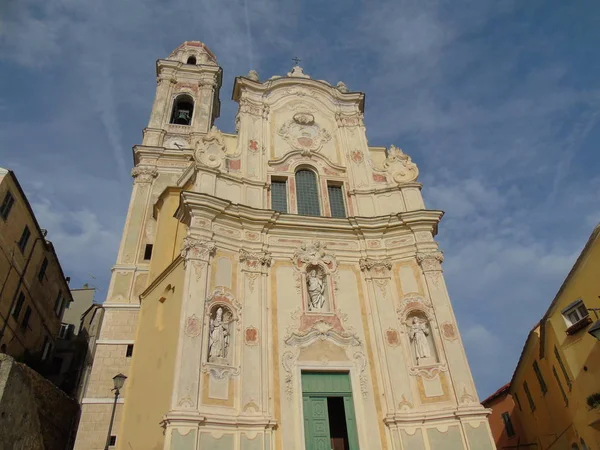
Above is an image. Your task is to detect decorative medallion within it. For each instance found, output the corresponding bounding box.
[184,314,202,338]
[278,113,331,156]
[245,326,259,345]
[194,126,226,169]
[385,328,400,347]
[351,149,364,164]
[441,322,458,341]
[248,139,260,153]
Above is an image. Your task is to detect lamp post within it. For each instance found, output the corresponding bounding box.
[104,373,127,450]
[588,307,600,341]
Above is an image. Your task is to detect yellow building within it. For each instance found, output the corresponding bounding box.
[0,167,74,369]
[74,42,496,450]
[509,224,600,449]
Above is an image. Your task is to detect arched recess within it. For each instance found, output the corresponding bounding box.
[170,94,194,125]
[295,168,320,216]
[186,55,196,65]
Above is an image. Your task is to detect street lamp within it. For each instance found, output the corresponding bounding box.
[104,373,127,450]
[588,307,600,342]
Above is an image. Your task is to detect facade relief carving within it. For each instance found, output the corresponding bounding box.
[384,145,419,183]
[278,112,332,156]
[180,237,216,264]
[202,288,241,379]
[131,166,158,183]
[193,126,227,169]
[409,317,432,366]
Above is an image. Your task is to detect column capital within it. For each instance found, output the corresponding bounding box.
[131,166,158,184]
[180,237,216,262]
[239,249,272,271]
[359,257,392,274]
[416,251,444,272]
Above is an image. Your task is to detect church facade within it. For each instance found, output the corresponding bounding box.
[74,41,495,450]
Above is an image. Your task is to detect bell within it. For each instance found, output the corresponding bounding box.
[175,109,191,124]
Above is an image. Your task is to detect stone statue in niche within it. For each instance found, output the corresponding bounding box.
[208,307,233,362]
[409,317,431,365]
[307,269,326,311]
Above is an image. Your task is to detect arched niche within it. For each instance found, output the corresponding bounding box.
[207,304,234,365]
[405,310,439,367]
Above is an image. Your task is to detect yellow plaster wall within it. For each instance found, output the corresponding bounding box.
[149,188,186,282]
[510,227,600,450]
[116,260,185,450]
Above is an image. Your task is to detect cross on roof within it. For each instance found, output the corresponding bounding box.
[292,56,301,66]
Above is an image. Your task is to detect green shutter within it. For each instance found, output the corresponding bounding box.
[343,396,360,450]
[302,372,352,394]
[303,396,331,450]
[327,185,346,218]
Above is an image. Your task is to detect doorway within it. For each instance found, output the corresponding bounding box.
[301,372,359,450]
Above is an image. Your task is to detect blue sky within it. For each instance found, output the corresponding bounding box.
[1,0,599,399]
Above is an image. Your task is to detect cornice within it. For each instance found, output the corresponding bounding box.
[232,75,365,112]
[348,182,423,196]
[177,191,442,234]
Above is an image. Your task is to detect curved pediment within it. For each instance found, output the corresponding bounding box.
[268,150,346,176]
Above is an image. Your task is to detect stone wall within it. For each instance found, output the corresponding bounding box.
[0,353,80,450]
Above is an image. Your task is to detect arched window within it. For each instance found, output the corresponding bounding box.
[170,94,194,125]
[186,56,196,65]
[296,169,320,216]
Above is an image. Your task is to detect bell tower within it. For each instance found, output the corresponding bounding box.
[143,41,222,148]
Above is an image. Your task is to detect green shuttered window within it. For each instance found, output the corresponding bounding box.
[271,180,288,213]
[296,170,320,216]
[327,185,346,218]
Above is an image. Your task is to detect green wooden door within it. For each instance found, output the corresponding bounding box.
[301,372,360,450]
[343,396,360,450]
[303,396,331,450]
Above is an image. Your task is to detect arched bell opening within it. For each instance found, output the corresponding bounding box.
[186,55,197,65]
[170,94,194,125]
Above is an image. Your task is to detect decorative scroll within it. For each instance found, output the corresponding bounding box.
[131,167,158,183]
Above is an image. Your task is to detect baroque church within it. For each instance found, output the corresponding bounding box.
[74,41,496,450]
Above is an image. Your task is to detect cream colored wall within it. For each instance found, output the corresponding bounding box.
[116,260,184,450]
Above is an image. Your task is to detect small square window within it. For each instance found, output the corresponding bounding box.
[12,292,25,319]
[126,344,134,357]
[59,323,69,339]
[144,244,153,260]
[561,299,590,333]
[109,435,117,446]
[501,412,515,437]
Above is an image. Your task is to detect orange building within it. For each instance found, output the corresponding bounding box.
[482,383,533,449]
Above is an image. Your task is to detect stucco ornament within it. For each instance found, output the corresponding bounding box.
[278,113,331,156]
[409,317,431,365]
[306,269,326,311]
[292,240,337,271]
[180,237,216,262]
[384,145,419,183]
[246,70,259,81]
[208,307,233,362]
[194,126,226,169]
[131,166,158,183]
[336,81,349,93]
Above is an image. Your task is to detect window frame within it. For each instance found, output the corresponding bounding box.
[295,168,322,217]
[523,381,536,412]
[12,292,25,319]
[169,94,195,126]
[326,182,347,218]
[59,323,69,339]
[501,412,516,437]
[532,360,548,394]
[126,344,134,357]
[561,299,589,328]
[0,190,15,221]
[17,226,31,253]
[144,244,153,261]
[270,177,289,213]
[552,365,569,406]
[21,306,32,331]
[553,346,572,391]
[38,257,48,283]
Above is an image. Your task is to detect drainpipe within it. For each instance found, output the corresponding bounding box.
[0,231,47,343]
